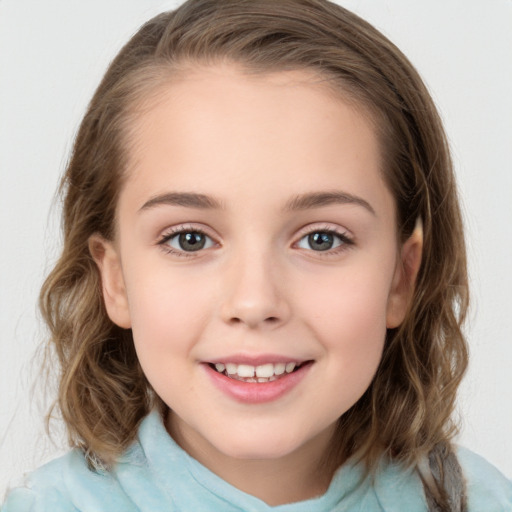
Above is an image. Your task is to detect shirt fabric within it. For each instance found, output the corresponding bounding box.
[3,410,512,511]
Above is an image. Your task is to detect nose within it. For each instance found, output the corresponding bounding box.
[219,248,291,329]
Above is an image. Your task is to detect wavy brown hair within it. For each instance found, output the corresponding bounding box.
[40,0,468,506]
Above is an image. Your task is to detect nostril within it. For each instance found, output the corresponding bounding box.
[229,316,279,325]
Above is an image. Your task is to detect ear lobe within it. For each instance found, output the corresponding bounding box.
[386,218,423,329]
[89,234,132,329]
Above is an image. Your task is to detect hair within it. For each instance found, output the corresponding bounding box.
[40,0,469,508]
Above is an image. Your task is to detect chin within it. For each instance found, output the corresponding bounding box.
[209,429,313,461]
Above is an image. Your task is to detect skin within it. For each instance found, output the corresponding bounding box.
[91,64,422,506]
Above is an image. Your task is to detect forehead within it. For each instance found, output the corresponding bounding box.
[119,64,393,220]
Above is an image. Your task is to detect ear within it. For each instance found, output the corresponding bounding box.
[386,218,423,329]
[89,234,132,329]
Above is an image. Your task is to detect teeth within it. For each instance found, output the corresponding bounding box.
[225,363,237,375]
[237,364,255,378]
[285,362,296,373]
[213,361,302,379]
[274,363,285,375]
[256,376,279,383]
[255,363,274,378]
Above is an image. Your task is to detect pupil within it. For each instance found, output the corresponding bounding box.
[308,232,333,251]
[179,232,205,251]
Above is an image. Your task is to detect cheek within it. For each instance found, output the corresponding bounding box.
[124,272,215,406]
[124,269,214,360]
[300,264,391,372]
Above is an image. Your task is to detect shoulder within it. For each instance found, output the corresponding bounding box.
[2,449,140,512]
[1,411,184,512]
[3,452,76,512]
[456,446,512,511]
[372,447,512,512]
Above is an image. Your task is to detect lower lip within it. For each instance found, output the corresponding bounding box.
[203,363,312,404]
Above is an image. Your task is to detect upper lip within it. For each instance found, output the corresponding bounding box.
[204,354,311,366]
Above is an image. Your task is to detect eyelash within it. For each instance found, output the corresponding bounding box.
[157,225,216,258]
[294,226,354,255]
[157,225,354,257]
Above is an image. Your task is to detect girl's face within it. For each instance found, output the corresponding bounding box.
[94,65,420,471]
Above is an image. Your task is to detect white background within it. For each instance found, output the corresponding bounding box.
[1,0,511,499]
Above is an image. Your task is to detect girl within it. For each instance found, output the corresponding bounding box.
[2,0,511,510]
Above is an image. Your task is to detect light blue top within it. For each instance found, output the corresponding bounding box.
[3,410,512,511]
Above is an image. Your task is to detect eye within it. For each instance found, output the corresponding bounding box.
[160,229,215,253]
[296,230,352,252]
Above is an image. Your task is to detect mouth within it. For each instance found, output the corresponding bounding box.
[204,358,314,403]
[207,361,312,383]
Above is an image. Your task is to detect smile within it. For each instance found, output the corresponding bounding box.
[204,359,313,404]
[210,362,304,383]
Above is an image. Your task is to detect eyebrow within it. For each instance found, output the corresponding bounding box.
[284,191,376,215]
[139,190,375,215]
[139,192,223,211]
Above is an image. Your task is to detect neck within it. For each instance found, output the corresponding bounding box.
[167,413,336,506]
